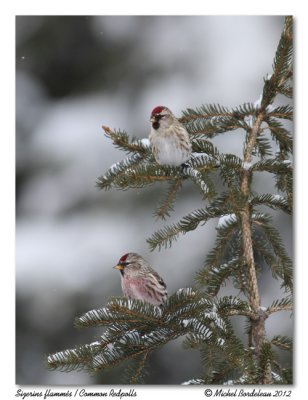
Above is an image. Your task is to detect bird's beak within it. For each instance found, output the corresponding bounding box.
[114,264,124,270]
[150,116,155,123]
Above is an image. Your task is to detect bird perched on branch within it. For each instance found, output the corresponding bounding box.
[114,252,167,306]
[149,106,192,167]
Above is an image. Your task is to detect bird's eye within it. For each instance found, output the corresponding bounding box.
[154,114,165,120]
[120,262,129,267]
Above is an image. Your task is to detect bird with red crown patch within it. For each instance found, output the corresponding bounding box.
[149,106,191,167]
[113,252,167,306]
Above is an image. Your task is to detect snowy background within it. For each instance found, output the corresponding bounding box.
[16,16,292,384]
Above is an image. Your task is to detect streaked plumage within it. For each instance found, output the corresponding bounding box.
[149,106,192,166]
[114,252,167,306]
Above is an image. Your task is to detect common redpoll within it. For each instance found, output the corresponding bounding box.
[114,252,167,306]
[149,106,192,166]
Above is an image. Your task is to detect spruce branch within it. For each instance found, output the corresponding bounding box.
[147,202,230,251]
[154,179,182,220]
[255,135,273,158]
[183,165,210,196]
[47,289,221,375]
[98,163,182,191]
[102,126,151,155]
[196,257,240,296]
[261,16,293,108]
[258,341,274,384]
[203,221,241,277]
[252,158,293,173]
[271,335,292,352]
[180,103,256,138]
[191,138,219,157]
[75,298,164,329]
[267,105,293,121]
[46,343,101,373]
[123,351,150,384]
[182,115,244,138]
[250,193,291,214]
[266,297,293,316]
[186,316,249,384]
[252,213,293,292]
[215,296,259,320]
[180,104,234,122]
[234,17,294,355]
[240,109,266,357]
[265,118,293,155]
[96,153,147,190]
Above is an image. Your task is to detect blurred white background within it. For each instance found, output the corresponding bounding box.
[16,16,292,384]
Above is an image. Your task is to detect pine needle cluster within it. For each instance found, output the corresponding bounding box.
[46,17,293,384]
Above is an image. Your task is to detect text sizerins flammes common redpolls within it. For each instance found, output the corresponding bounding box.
[149,106,192,166]
[114,252,167,306]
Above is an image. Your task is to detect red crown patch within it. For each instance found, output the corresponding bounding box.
[151,106,165,116]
